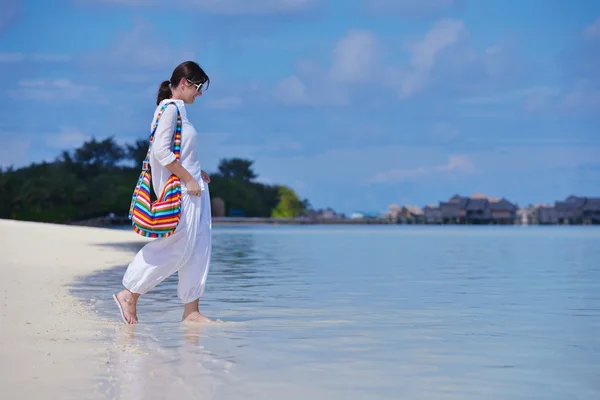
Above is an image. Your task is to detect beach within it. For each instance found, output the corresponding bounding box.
[0,219,150,399]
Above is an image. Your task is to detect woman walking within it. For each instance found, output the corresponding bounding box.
[114,61,213,324]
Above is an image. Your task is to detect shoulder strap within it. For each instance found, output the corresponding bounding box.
[140,101,182,171]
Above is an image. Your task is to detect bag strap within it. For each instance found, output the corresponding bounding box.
[141,101,182,171]
[128,102,182,219]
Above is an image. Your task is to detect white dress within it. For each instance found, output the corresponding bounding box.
[122,99,212,304]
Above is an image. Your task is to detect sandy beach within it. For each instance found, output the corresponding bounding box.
[0,219,150,399]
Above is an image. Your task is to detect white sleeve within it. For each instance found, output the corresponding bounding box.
[151,105,178,166]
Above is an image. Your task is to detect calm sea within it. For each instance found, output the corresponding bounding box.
[72,225,600,400]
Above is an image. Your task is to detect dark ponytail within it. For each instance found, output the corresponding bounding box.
[156,61,210,105]
[156,80,172,105]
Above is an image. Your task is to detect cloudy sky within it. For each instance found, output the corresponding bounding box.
[1,0,599,214]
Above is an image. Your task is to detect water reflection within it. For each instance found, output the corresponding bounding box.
[210,231,267,302]
[101,322,235,399]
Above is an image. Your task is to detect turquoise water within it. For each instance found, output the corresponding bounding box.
[72,225,600,399]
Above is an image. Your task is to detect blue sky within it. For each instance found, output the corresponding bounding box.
[1,0,599,214]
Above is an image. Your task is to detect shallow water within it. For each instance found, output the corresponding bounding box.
[72,225,600,399]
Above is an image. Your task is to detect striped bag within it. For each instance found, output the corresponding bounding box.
[128,102,183,238]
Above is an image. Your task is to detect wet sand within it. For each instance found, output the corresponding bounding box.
[0,219,150,399]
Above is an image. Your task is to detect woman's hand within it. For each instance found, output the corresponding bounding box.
[184,178,202,196]
[201,170,211,183]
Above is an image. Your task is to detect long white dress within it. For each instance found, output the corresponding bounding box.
[122,99,212,304]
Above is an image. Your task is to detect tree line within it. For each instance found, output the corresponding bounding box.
[0,136,311,223]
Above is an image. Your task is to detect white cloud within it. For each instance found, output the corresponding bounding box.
[273,19,475,105]
[0,53,71,63]
[561,88,600,112]
[370,165,430,183]
[201,129,304,158]
[0,138,32,169]
[293,179,307,190]
[409,19,465,69]
[519,87,562,114]
[273,20,477,105]
[114,73,160,85]
[585,17,600,38]
[82,18,194,76]
[329,30,380,84]
[521,93,552,113]
[46,127,91,149]
[274,30,379,106]
[459,86,560,114]
[0,53,24,62]
[274,75,310,105]
[367,0,461,15]
[274,18,521,107]
[192,0,318,15]
[473,146,600,172]
[273,72,349,106]
[387,19,465,98]
[6,79,98,102]
[429,122,459,141]
[206,96,243,110]
[461,87,558,105]
[442,155,476,172]
[459,85,599,115]
[76,0,318,14]
[31,54,71,62]
[244,144,599,192]
[368,154,477,183]
[385,20,521,99]
[1,128,115,168]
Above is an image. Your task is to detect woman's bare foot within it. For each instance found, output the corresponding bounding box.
[182,311,213,323]
[115,290,139,324]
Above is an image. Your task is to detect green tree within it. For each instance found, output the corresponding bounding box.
[126,139,150,167]
[217,158,257,182]
[74,136,124,168]
[271,185,306,218]
[0,144,312,223]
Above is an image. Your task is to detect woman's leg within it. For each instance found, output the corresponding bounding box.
[117,234,188,324]
[115,290,141,324]
[182,299,211,322]
[117,195,200,324]
[179,185,213,322]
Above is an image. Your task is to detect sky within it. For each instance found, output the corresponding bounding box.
[0,0,599,214]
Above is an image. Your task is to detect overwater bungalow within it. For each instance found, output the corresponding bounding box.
[534,195,600,225]
[425,193,519,225]
[423,204,443,224]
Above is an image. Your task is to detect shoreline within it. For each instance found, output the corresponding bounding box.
[71,216,600,227]
[66,215,600,227]
[0,219,150,399]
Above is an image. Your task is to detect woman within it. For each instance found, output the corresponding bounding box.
[113,61,213,324]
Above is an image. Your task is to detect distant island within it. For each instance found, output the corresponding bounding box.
[1,137,598,227]
[379,193,600,226]
[206,193,600,226]
[0,136,310,225]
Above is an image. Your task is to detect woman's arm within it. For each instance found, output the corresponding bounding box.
[151,105,201,196]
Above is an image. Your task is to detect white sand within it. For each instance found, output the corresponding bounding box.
[0,219,150,399]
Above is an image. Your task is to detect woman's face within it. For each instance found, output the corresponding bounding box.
[182,78,204,104]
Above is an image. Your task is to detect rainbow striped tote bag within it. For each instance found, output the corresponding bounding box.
[128,102,183,238]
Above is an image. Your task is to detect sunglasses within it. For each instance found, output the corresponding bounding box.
[186,79,205,93]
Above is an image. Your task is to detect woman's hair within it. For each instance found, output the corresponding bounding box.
[156,61,210,105]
